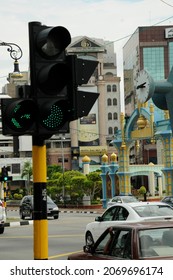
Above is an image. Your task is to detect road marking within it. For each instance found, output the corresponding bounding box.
[49,250,83,259]
[0,234,83,239]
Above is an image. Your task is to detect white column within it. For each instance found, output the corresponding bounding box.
[148,171,155,196]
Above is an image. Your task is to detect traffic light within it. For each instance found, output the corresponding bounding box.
[1,86,37,136]
[29,21,73,136]
[68,55,99,121]
[0,166,12,182]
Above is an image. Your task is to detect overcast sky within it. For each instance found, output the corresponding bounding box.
[0,0,173,105]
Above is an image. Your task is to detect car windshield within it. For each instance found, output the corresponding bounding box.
[122,196,138,203]
[139,228,173,258]
[133,205,173,217]
[47,196,54,203]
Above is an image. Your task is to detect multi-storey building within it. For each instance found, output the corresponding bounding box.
[123,25,173,166]
[0,36,121,187]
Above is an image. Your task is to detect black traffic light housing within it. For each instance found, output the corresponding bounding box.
[29,21,73,136]
[0,166,12,182]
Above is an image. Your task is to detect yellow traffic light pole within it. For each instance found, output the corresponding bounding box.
[32,137,48,260]
[3,181,7,208]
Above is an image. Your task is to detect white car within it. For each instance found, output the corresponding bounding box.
[0,200,6,234]
[107,195,139,207]
[85,201,173,245]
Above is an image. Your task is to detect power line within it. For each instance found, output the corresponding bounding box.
[160,0,173,8]
[105,15,173,46]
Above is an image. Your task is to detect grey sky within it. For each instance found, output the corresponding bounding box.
[0,0,172,93]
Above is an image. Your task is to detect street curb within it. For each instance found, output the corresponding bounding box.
[4,220,33,227]
[60,210,101,214]
[7,209,104,214]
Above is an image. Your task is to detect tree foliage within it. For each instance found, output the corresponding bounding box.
[47,166,102,202]
[21,161,33,194]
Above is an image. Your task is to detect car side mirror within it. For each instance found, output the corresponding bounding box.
[95,216,103,222]
[83,245,94,254]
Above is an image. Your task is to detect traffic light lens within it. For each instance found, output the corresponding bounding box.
[40,100,70,131]
[38,26,71,58]
[38,63,71,94]
[6,99,37,132]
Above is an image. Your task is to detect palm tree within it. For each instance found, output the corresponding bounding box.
[21,161,33,194]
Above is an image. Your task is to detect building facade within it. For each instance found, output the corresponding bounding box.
[123,25,173,165]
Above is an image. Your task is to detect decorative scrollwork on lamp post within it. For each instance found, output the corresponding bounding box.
[0,41,23,78]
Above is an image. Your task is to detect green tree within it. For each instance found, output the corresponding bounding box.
[47,165,62,180]
[47,172,62,199]
[57,170,84,197]
[21,161,33,194]
[71,176,86,198]
[86,171,102,200]
[139,186,147,201]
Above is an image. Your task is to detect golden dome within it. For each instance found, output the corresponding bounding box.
[148,162,154,166]
[102,154,108,163]
[137,115,147,129]
[110,152,117,162]
[82,155,91,163]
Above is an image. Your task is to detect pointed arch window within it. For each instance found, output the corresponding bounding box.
[107,85,111,92]
[113,98,117,105]
[112,84,117,92]
[114,126,118,134]
[107,98,112,106]
[108,127,113,134]
[113,112,118,120]
[108,113,112,120]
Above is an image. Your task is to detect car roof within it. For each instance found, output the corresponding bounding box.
[111,195,134,198]
[108,220,173,230]
[108,201,170,208]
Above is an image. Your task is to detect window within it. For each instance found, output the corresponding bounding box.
[108,113,112,120]
[102,206,118,221]
[114,207,129,221]
[107,98,112,106]
[108,127,113,134]
[107,85,111,92]
[114,127,118,134]
[169,42,173,72]
[112,84,117,92]
[113,112,118,120]
[143,47,164,80]
[110,230,132,259]
[113,98,117,105]
[12,164,20,174]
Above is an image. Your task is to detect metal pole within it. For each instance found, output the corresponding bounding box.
[32,136,48,260]
[3,181,7,209]
[61,139,65,206]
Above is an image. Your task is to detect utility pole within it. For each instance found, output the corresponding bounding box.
[32,137,48,259]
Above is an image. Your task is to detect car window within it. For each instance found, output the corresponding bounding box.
[110,230,132,259]
[139,228,173,258]
[123,196,138,203]
[47,196,54,203]
[112,197,118,202]
[114,207,129,221]
[102,207,118,221]
[95,231,111,254]
[133,205,173,217]
[24,197,30,203]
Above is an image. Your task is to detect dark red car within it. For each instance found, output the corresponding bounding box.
[68,221,173,260]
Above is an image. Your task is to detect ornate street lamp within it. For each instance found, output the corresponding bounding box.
[0,41,23,78]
